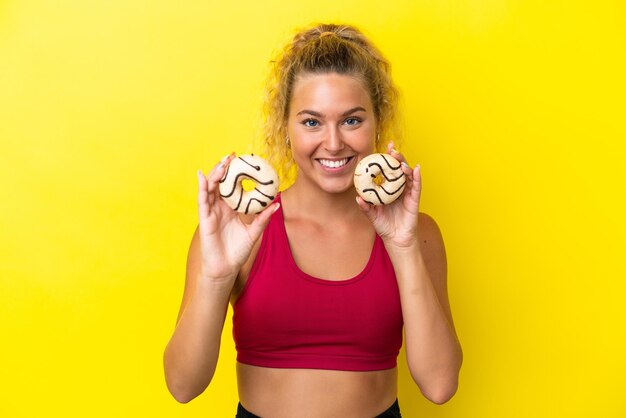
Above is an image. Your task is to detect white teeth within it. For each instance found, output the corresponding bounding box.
[319,158,349,168]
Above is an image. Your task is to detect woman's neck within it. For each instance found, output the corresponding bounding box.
[281,178,365,225]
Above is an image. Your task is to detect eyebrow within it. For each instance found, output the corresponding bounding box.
[296,106,367,118]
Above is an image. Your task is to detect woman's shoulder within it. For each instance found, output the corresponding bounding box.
[418,212,441,237]
[417,211,446,259]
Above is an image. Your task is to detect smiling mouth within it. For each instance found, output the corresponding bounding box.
[317,157,354,169]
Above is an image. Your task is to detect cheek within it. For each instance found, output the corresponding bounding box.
[290,139,314,160]
[346,129,377,152]
[291,129,322,150]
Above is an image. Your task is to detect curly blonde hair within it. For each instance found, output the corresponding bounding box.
[259,23,400,187]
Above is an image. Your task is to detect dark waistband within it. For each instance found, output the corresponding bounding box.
[236,399,401,418]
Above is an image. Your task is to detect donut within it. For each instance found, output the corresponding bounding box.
[353,153,406,205]
[219,154,279,214]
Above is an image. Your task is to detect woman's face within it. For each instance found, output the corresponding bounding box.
[286,72,377,195]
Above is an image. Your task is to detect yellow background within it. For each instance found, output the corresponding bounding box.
[1,0,625,416]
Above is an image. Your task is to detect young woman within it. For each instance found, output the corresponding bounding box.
[164,23,463,418]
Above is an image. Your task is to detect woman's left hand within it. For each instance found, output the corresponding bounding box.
[356,142,421,250]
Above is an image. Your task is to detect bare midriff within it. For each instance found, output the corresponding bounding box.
[236,363,398,418]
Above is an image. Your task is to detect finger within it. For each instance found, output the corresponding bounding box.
[207,155,235,206]
[206,165,223,208]
[400,161,413,177]
[207,153,234,181]
[208,159,228,185]
[413,164,422,195]
[247,202,281,242]
[387,142,402,160]
[209,153,234,182]
[405,164,422,208]
[197,169,210,222]
[386,142,410,168]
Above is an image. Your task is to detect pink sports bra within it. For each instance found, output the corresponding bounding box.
[232,194,404,371]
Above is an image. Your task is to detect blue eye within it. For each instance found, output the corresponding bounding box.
[303,119,319,127]
[344,117,361,126]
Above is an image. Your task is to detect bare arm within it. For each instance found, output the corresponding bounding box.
[162,228,234,403]
[387,214,462,404]
[163,157,278,403]
[356,143,462,404]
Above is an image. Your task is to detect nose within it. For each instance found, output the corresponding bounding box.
[324,126,345,153]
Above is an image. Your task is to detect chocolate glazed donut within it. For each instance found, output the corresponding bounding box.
[219,154,279,214]
[354,153,406,205]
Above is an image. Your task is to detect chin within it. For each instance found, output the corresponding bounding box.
[318,180,355,195]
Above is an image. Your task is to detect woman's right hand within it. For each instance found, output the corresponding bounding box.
[196,154,279,286]
[165,153,278,402]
